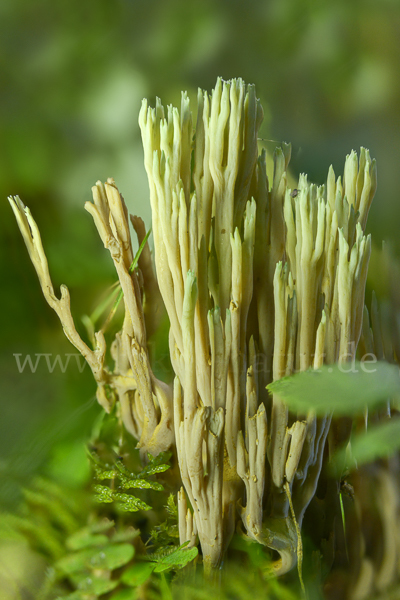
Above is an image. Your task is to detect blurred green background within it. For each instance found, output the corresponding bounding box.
[2,0,400,511]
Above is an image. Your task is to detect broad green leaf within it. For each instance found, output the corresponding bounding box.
[331,417,400,474]
[56,549,94,575]
[77,575,119,595]
[89,543,135,570]
[267,361,400,416]
[56,544,134,574]
[67,527,109,550]
[153,545,198,572]
[121,562,156,586]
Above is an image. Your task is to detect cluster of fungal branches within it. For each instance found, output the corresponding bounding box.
[10,78,378,583]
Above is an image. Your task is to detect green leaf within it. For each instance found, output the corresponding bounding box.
[94,484,114,503]
[94,465,117,480]
[89,543,135,570]
[66,528,109,550]
[331,417,400,474]
[76,575,119,595]
[56,548,94,575]
[143,463,171,476]
[94,484,151,512]
[153,545,198,573]
[121,562,156,586]
[114,461,134,477]
[114,493,152,512]
[56,544,134,574]
[119,476,164,491]
[267,361,400,416]
[141,452,172,477]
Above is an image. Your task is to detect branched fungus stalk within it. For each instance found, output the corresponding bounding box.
[9,77,377,577]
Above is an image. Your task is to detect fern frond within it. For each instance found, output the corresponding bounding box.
[90,451,170,514]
